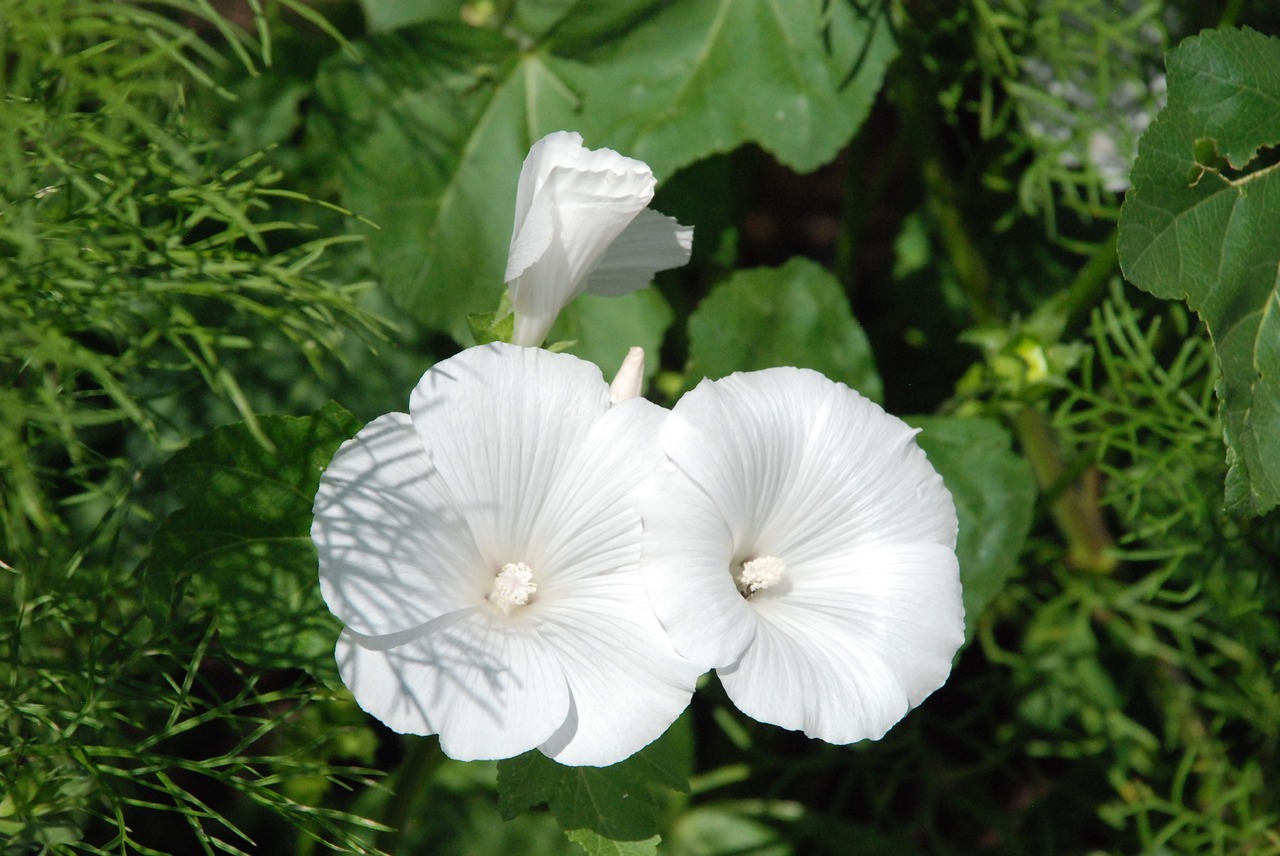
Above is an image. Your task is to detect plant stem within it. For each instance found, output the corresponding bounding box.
[1218,0,1244,28]
[1014,407,1117,574]
[921,152,998,324]
[1061,229,1118,336]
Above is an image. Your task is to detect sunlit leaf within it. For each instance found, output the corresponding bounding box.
[565,829,660,856]
[574,0,897,178]
[1118,26,1280,515]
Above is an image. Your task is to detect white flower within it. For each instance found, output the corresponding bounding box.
[638,368,964,744]
[312,343,700,765]
[504,131,693,347]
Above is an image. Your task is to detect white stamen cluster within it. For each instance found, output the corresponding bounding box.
[735,555,787,598]
[489,562,538,614]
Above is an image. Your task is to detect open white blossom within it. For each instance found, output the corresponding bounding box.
[639,368,964,744]
[313,343,699,765]
[505,131,692,347]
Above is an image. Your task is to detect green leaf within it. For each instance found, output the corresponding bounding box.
[909,416,1037,643]
[359,0,634,39]
[313,3,893,337]
[149,401,363,685]
[686,257,882,401]
[496,715,690,841]
[546,288,674,383]
[1118,26,1280,515]
[573,0,897,178]
[358,0,462,32]
[565,829,660,856]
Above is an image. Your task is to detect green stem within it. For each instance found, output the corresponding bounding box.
[1060,229,1118,336]
[1014,407,1116,574]
[374,737,445,855]
[921,153,998,324]
[1218,0,1244,28]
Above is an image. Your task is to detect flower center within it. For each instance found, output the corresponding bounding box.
[488,562,538,614]
[735,555,786,599]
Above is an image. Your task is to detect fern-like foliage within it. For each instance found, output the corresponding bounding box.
[0,2,387,851]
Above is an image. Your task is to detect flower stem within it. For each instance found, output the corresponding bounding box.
[1014,407,1116,574]
[1060,229,1118,336]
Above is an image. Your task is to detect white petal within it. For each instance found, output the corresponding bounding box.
[532,396,663,587]
[506,157,655,285]
[665,368,957,564]
[789,542,964,705]
[754,370,957,561]
[718,542,962,743]
[534,574,700,765]
[501,190,552,303]
[638,459,759,671]
[509,131,585,250]
[314,413,487,637]
[503,188,556,289]
[585,209,694,298]
[509,132,653,250]
[658,373,790,544]
[336,611,571,761]
[408,343,610,570]
[507,161,656,347]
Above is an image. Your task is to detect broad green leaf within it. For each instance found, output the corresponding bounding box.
[573,0,897,178]
[313,3,893,337]
[546,288,674,383]
[512,0,665,42]
[685,257,882,401]
[496,714,690,841]
[1118,26,1280,515]
[359,0,461,32]
[360,0,652,39]
[565,829,660,856]
[149,402,363,685]
[909,416,1037,643]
